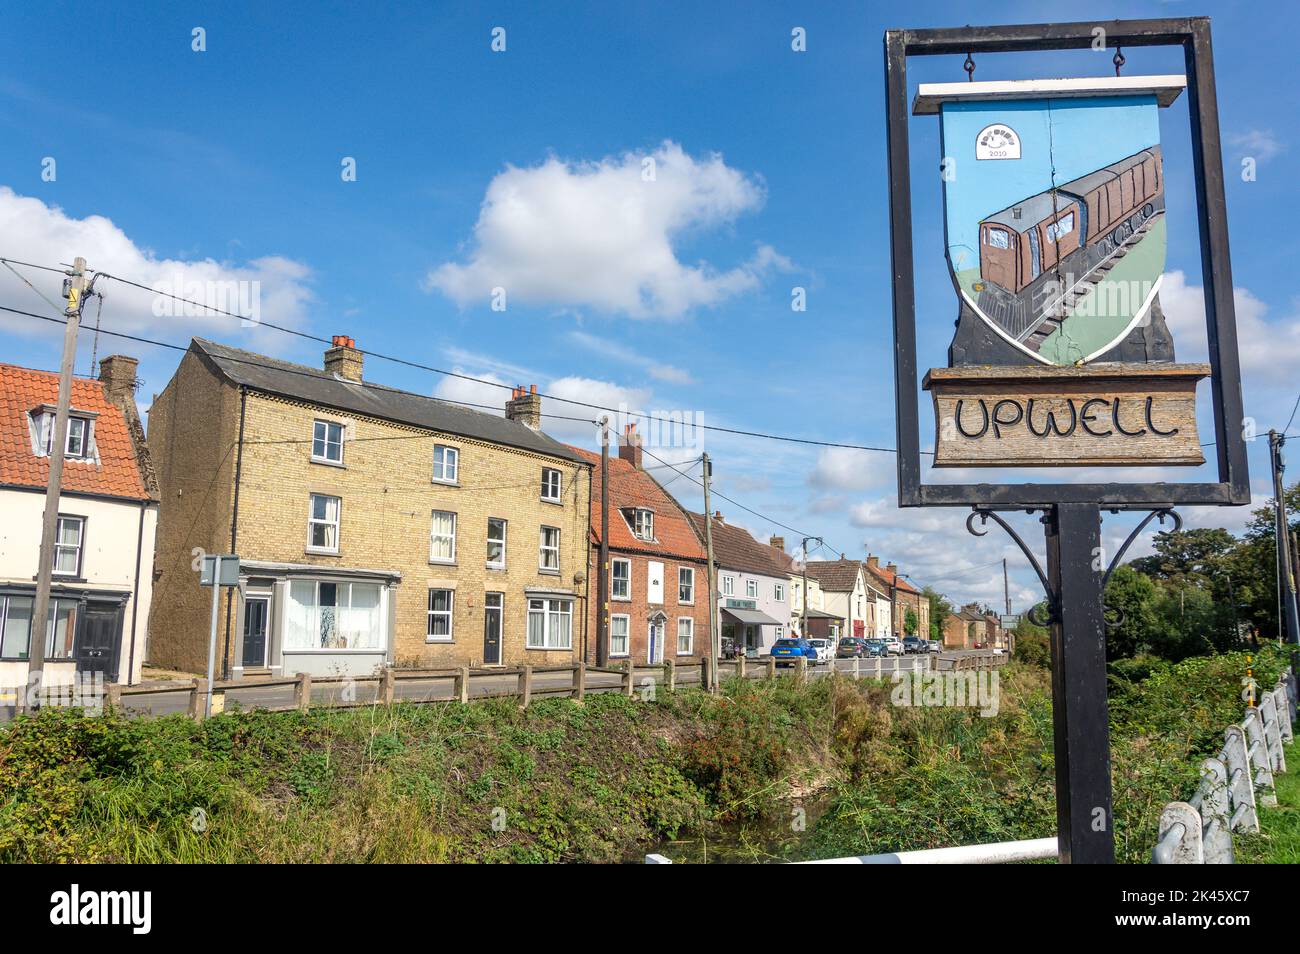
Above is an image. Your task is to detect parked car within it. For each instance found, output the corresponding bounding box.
[771,638,818,666]
[806,642,837,665]
[881,636,904,655]
[902,636,927,654]
[836,637,867,658]
[863,639,887,657]
[927,640,943,653]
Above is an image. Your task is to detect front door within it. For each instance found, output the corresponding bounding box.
[483,593,503,665]
[242,596,269,668]
[74,603,120,679]
[744,624,759,653]
[647,619,663,664]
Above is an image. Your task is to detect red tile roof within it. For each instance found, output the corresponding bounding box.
[566,446,706,561]
[866,561,921,594]
[0,364,150,501]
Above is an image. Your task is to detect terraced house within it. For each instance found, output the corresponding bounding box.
[146,337,591,678]
[570,425,710,666]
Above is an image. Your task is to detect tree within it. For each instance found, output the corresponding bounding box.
[904,608,919,636]
[1103,565,1160,660]
[1012,612,1050,668]
[921,585,952,640]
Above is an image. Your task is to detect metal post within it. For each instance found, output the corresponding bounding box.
[28,256,88,709]
[205,558,221,718]
[1045,503,1114,863]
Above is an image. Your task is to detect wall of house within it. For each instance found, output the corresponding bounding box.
[145,353,240,673]
[716,568,789,653]
[222,392,592,674]
[586,549,710,665]
[0,487,156,684]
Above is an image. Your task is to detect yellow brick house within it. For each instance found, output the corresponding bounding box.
[146,336,592,678]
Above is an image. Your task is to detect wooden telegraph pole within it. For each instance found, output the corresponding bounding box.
[701,452,718,692]
[1268,431,1299,644]
[28,256,88,710]
[596,417,610,666]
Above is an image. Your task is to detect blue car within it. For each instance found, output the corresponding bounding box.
[771,637,818,666]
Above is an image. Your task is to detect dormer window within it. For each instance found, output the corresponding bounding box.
[30,409,94,461]
[622,507,654,542]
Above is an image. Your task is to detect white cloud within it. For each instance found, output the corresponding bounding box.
[568,330,693,383]
[810,446,893,491]
[425,141,791,318]
[1227,129,1285,163]
[0,188,314,350]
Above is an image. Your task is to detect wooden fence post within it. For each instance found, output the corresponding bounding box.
[853,656,861,680]
[623,660,635,697]
[106,682,122,712]
[702,656,712,692]
[189,678,207,721]
[664,657,675,693]
[737,654,747,680]
[294,672,311,712]
[379,666,395,706]
[766,656,776,680]
[797,656,808,685]
[573,662,586,704]
[455,665,470,704]
[518,665,533,708]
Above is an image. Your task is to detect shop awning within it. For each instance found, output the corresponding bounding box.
[721,607,782,627]
[802,609,843,620]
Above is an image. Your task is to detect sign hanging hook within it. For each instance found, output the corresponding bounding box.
[1113,45,1126,77]
[963,51,975,81]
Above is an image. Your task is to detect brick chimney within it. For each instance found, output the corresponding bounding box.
[618,423,643,469]
[886,562,898,577]
[324,335,363,382]
[713,510,724,524]
[98,354,139,407]
[505,384,541,429]
[769,536,785,551]
[866,554,880,568]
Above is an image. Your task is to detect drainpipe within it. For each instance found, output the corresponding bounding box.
[220,387,247,679]
[126,499,147,685]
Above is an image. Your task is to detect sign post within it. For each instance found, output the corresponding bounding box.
[199,554,240,718]
[885,18,1251,863]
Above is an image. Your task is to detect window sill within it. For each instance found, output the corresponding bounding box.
[425,637,455,644]
[676,650,695,656]
[485,563,506,571]
[310,457,346,469]
[538,568,561,576]
[540,497,563,506]
[305,548,340,557]
[429,560,458,568]
[431,479,460,488]
[525,645,572,652]
[611,595,631,602]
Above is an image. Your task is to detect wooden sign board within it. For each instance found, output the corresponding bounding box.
[923,362,1209,467]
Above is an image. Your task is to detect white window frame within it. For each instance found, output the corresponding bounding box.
[633,508,654,541]
[775,624,785,640]
[430,510,457,564]
[526,597,573,650]
[311,419,344,465]
[52,514,84,576]
[284,580,385,651]
[678,566,694,604]
[33,412,93,460]
[426,587,454,642]
[609,613,630,657]
[539,526,560,572]
[676,617,694,655]
[611,557,631,600]
[774,582,785,602]
[486,517,507,569]
[306,494,341,554]
[746,579,758,599]
[541,467,562,502]
[722,575,734,597]
[432,444,459,484]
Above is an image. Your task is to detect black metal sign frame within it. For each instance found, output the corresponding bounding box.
[884,17,1250,865]
[886,17,1249,512]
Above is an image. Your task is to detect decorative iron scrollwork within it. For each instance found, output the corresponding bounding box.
[966,508,1057,625]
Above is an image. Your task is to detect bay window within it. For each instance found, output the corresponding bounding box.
[526,597,572,650]
[284,580,383,651]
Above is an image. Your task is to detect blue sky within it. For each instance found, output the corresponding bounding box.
[1,0,1295,611]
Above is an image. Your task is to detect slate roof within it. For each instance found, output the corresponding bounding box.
[0,364,151,501]
[803,559,863,593]
[685,512,790,578]
[566,446,706,562]
[190,338,585,463]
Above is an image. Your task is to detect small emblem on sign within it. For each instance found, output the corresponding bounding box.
[975,123,1020,160]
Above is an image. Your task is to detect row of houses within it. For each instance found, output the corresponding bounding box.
[0,336,945,685]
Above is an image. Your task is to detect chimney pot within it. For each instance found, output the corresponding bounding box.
[769,536,785,551]
[618,420,643,469]
[714,510,723,522]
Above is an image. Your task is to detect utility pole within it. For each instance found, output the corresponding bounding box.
[596,417,610,667]
[701,452,718,692]
[1268,430,1300,644]
[799,536,822,638]
[28,256,88,710]
[1002,558,1011,650]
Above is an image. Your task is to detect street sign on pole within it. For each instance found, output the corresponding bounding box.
[885,18,1249,863]
[199,555,240,717]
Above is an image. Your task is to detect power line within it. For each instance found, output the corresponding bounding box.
[1,256,904,454]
